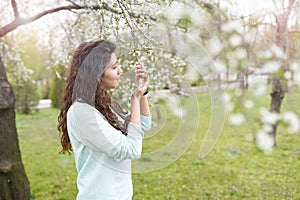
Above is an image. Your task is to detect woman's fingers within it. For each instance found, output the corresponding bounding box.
[134,62,149,89]
[135,62,142,67]
[136,73,148,79]
[135,68,148,78]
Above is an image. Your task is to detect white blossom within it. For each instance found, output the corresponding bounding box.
[235,48,247,60]
[262,124,273,133]
[221,20,243,33]
[282,112,300,133]
[187,28,201,40]
[207,35,223,56]
[226,102,235,112]
[244,29,256,44]
[214,60,227,73]
[260,108,280,125]
[256,85,267,96]
[248,75,268,86]
[284,71,292,79]
[244,100,254,109]
[224,92,231,103]
[194,56,211,74]
[228,58,238,69]
[164,2,185,23]
[190,8,205,25]
[229,34,243,47]
[290,62,300,72]
[229,113,245,125]
[166,95,184,118]
[257,50,272,60]
[256,130,274,152]
[270,44,287,60]
[293,71,300,86]
[261,61,281,73]
[184,66,199,83]
[223,92,232,112]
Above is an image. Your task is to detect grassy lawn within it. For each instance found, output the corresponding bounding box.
[17,90,300,200]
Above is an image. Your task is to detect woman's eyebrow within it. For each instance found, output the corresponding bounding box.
[108,61,118,68]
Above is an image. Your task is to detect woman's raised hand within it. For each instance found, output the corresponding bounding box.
[130,62,151,126]
[133,62,149,97]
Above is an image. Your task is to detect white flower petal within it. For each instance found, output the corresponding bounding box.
[229,113,246,125]
[256,130,275,151]
[282,112,300,133]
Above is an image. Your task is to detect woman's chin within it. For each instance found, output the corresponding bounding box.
[110,84,119,89]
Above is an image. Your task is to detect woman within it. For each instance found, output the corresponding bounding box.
[58,39,151,200]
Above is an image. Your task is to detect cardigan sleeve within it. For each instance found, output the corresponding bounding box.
[124,112,152,131]
[70,102,144,161]
[141,115,151,131]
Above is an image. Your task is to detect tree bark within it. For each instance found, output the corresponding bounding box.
[267,0,294,146]
[269,77,285,146]
[0,55,30,199]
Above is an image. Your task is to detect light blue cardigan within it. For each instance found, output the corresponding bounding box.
[67,101,151,200]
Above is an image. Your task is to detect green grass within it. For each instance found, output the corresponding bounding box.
[17,109,77,200]
[17,90,300,200]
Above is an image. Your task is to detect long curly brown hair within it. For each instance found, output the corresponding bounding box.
[58,40,129,154]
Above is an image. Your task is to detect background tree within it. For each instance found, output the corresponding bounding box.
[161,0,300,152]
[238,0,300,150]
[7,32,44,113]
[49,63,65,108]
[205,0,300,151]
[267,0,297,146]
[0,0,162,198]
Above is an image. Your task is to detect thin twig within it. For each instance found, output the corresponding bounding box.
[10,0,19,18]
[0,3,120,38]
[65,0,81,7]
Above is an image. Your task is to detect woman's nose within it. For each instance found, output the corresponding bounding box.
[118,66,123,75]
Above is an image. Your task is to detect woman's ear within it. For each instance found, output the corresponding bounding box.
[97,73,104,82]
[98,76,106,89]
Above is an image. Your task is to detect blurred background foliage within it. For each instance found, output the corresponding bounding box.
[1,0,300,146]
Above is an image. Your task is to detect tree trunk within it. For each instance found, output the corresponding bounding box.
[267,0,293,147]
[0,55,30,199]
[237,72,246,90]
[269,77,284,146]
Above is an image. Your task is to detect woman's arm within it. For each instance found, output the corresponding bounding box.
[140,95,152,131]
[130,94,142,127]
[140,95,150,117]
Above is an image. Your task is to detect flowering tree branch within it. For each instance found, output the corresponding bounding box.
[0,1,157,38]
[0,2,120,38]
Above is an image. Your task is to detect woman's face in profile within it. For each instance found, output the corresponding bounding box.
[102,53,123,89]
